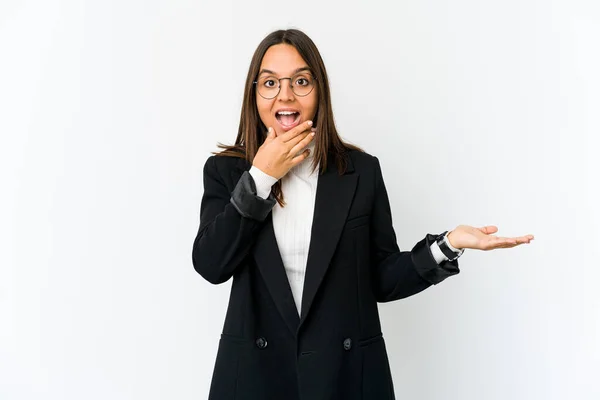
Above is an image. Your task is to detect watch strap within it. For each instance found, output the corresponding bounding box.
[437,231,465,261]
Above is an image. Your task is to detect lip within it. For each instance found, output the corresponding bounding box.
[274,108,302,131]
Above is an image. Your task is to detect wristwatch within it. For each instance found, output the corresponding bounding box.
[436,230,465,262]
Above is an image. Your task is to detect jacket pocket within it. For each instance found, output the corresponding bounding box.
[344,214,370,230]
[208,334,244,399]
[360,333,394,400]
[220,333,251,344]
[358,332,383,347]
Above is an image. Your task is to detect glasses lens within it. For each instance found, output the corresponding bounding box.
[257,77,279,99]
[291,74,314,96]
[256,74,316,98]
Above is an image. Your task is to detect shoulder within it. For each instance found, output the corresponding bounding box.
[203,152,249,180]
[345,147,381,173]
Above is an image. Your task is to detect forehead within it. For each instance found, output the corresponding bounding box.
[259,44,308,75]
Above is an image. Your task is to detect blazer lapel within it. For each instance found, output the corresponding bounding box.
[252,214,301,336]
[231,158,300,337]
[230,154,358,334]
[300,155,357,327]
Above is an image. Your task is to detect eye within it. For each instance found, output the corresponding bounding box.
[264,79,276,88]
[295,78,309,86]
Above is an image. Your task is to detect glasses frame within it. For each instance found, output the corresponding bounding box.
[253,74,318,99]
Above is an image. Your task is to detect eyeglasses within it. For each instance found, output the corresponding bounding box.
[253,73,317,99]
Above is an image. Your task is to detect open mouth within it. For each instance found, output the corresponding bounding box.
[275,111,301,130]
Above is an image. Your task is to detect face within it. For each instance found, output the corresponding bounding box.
[256,44,318,136]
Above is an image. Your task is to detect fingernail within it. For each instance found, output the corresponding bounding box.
[307,120,313,126]
[268,127,272,133]
[311,132,315,136]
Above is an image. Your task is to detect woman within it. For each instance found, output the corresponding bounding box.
[192,28,533,400]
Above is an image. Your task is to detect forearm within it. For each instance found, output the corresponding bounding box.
[192,162,277,284]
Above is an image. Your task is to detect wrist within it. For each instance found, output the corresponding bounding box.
[446,230,461,250]
[436,230,465,262]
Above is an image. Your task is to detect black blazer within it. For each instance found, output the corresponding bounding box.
[192,148,460,400]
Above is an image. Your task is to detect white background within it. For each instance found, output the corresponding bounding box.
[1,0,598,399]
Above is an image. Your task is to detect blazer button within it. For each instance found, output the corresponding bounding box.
[255,337,268,349]
[343,338,352,350]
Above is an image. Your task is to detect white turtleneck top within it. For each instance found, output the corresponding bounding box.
[248,141,456,315]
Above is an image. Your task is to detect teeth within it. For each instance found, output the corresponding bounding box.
[277,111,298,115]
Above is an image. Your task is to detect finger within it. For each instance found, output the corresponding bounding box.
[285,128,315,151]
[288,131,315,157]
[495,243,517,249]
[507,236,533,245]
[492,235,518,244]
[489,240,519,250]
[280,120,313,142]
[266,127,276,141]
[486,236,517,249]
[290,148,311,165]
[282,126,313,146]
[478,225,498,234]
[503,238,519,245]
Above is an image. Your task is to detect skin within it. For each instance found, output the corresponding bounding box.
[256,43,318,137]
[252,44,317,180]
[447,225,534,251]
[252,45,535,252]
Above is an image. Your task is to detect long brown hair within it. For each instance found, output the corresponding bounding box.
[214,28,363,207]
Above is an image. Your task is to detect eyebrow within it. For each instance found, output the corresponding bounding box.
[258,67,312,76]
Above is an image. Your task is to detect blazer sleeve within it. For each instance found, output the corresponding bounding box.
[369,156,460,302]
[192,156,276,284]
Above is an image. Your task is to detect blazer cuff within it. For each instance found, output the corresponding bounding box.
[230,170,276,221]
[411,233,460,285]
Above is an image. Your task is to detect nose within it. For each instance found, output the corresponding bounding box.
[277,78,294,101]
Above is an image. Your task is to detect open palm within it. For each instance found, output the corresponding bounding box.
[448,225,534,251]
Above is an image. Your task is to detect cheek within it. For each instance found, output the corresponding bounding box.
[303,94,318,117]
[256,100,273,123]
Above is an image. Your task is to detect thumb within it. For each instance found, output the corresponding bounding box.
[478,225,498,234]
[266,127,276,141]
